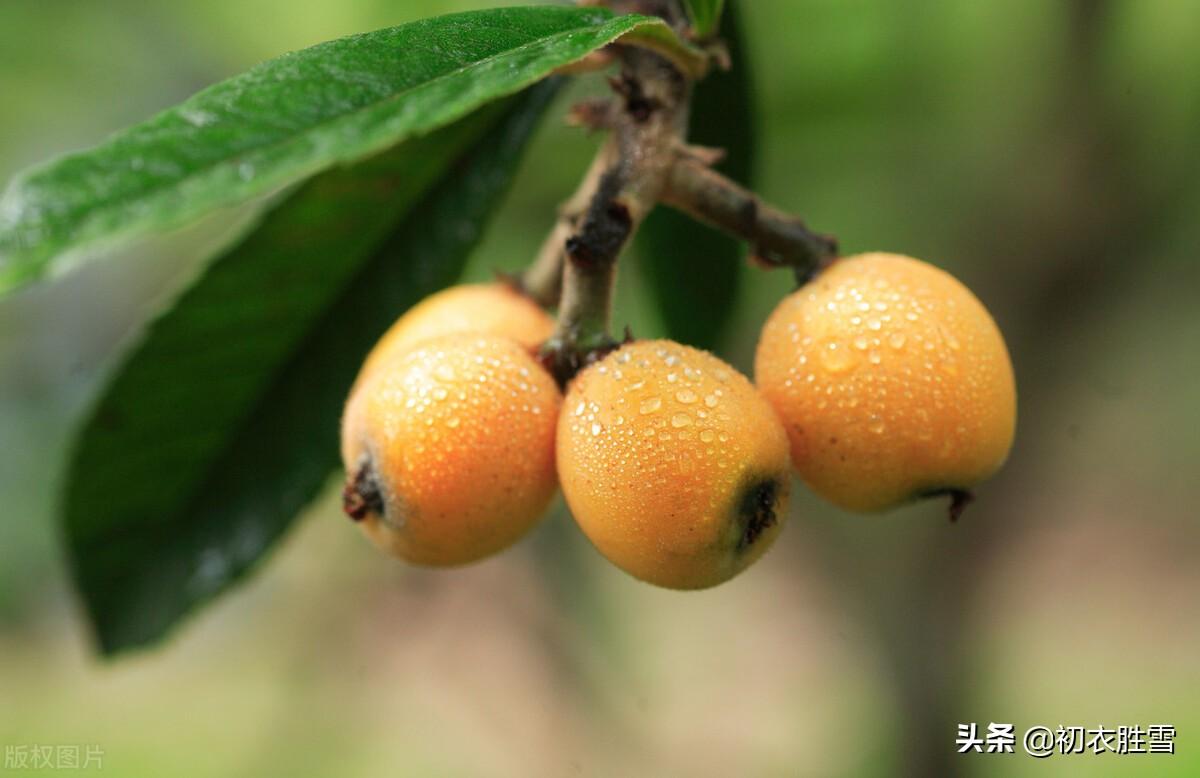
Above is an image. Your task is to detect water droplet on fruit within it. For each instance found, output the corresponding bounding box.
[671,413,693,428]
[676,389,697,404]
[819,340,857,374]
[640,397,662,414]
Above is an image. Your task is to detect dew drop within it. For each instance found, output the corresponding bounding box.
[446,417,461,429]
[819,340,858,374]
[591,423,602,436]
[671,413,693,428]
[640,397,662,414]
[700,430,715,443]
[868,351,882,365]
[676,389,698,404]
[889,333,907,349]
[853,336,870,351]
[704,394,719,408]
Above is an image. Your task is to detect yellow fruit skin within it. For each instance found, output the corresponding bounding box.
[341,334,561,566]
[558,340,792,589]
[754,252,1016,512]
[355,283,553,390]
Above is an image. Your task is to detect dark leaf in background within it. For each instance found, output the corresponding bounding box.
[0,6,695,295]
[62,80,561,655]
[637,2,755,350]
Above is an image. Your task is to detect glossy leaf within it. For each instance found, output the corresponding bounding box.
[638,1,754,349]
[63,80,561,655]
[0,6,700,295]
[682,0,725,38]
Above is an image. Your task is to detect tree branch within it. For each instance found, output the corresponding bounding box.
[661,158,838,281]
[539,44,692,383]
[528,0,836,383]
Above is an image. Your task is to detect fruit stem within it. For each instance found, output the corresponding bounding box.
[520,144,617,308]
[540,33,692,382]
[660,158,839,282]
[533,0,837,382]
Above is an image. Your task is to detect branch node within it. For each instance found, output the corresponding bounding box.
[607,72,661,123]
[567,98,618,131]
[676,142,727,166]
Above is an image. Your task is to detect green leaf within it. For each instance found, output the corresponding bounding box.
[638,1,754,349]
[682,0,725,38]
[62,80,561,655]
[0,6,700,295]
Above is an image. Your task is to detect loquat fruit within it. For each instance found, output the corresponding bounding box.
[558,340,792,589]
[754,252,1016,513]
[354,283,553,392]
[341,333,561,565]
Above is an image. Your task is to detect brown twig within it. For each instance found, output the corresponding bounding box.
[528,0,836,383]
[660,158,838,282]
[539,40,692,384]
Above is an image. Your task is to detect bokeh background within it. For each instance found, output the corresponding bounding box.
[2,1,1198,775]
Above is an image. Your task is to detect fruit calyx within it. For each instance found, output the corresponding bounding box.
[919,487,975,523]
[737,477,782,551]
[342,460,384,522]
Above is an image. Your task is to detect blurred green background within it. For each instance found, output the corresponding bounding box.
[2,1,1198,775]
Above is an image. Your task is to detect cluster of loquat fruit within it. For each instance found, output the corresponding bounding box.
[340,253,1016,589]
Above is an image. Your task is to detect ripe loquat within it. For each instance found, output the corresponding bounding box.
[754,252,1016,513]
[341,333,561,565]
[354,283,553,392]
[558,340,792,589]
